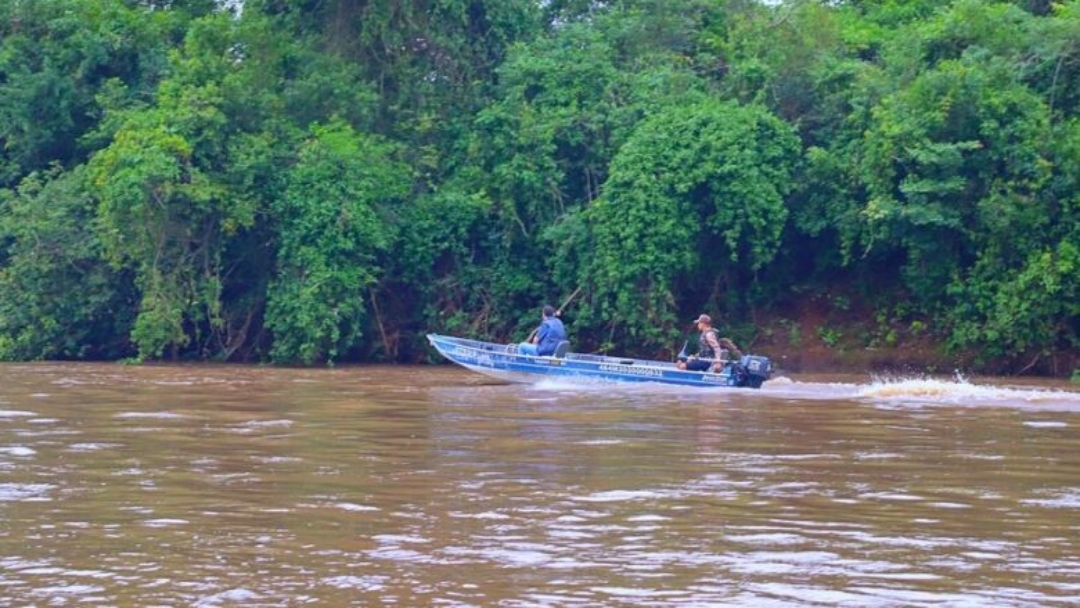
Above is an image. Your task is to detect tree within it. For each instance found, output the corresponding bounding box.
[456,4,714,348]
[0,166,134,360]
[947,117,1080,365]
[88,14,252,360]
[583,99,799,350]
[0,0,170,188]
[265,120,409,364]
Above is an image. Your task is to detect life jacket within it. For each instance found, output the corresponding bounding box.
[698,328,720,358]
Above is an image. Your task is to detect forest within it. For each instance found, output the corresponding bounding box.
[0,0,1077,376]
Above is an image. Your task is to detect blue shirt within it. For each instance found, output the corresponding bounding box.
[535,317,567,356]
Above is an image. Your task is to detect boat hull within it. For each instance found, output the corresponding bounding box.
[427,334,770,388]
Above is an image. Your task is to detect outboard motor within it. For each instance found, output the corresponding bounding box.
[734,355,772,388]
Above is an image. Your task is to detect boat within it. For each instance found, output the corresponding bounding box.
[427,334,773,388]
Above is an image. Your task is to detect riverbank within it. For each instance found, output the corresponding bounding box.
[751,310,1078,381]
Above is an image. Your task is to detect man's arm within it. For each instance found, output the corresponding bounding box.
[705,332,724,367]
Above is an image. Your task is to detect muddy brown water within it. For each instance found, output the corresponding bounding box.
[0,363,1078,607]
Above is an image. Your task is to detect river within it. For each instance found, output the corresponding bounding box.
[0,363,1078,607]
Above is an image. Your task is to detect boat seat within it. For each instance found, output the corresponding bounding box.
[553,340,571,359]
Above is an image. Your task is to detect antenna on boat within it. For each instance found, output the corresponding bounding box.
[555,286,582,316]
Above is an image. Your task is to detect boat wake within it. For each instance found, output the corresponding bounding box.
[525,372,1080,410]
[850,374,1080,410]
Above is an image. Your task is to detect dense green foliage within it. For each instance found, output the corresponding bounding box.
[0,0,1076,374]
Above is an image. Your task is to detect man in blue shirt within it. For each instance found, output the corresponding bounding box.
[518,304,567,356]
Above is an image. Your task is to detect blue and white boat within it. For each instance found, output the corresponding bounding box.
[427,334,773,388]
